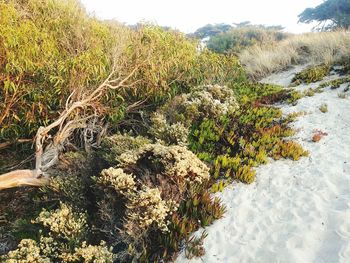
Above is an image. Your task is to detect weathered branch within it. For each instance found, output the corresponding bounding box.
[0,139,32,150]
[0,170,48,191]
[0,55,143,190]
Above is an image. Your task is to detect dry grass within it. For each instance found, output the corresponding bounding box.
[240,31,350,80]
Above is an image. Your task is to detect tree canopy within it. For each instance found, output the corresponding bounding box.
[190,23,233,39]
[298,0,350,30]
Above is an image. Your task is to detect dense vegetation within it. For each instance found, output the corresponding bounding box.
[206,24,288,54]
[0,0,310,262]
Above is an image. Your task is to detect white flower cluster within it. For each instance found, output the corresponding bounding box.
[150,112,189,146]
[2,239,50,263]
[33,202,87,241]
[185,84,239,118]
[125,187,178,235]
[119,144,210,186]
[99,143,209,237]
[150,85,238,145]
[66,241,115,263]
[99,167,136,194]
[2,238,115,263]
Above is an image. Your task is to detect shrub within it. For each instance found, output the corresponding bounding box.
[318,77,350,90]
[207,26,289,54]
[0,0,120,142]
[150,85,239,145]
[98,134,150,165]
[95,142,212,260]
[291,64,330,85]
[1,203,115,262]
[0,0,247,148]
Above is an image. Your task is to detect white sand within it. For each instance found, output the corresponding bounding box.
[177,67,350,263]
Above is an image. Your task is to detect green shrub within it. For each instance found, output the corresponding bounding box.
[318,77,350,90]
[0,0,247,145]
[291,64,331,85]
[0,0,118,142]
[189,104,306,185]
[1,202,115,262]
[207,26,289,54]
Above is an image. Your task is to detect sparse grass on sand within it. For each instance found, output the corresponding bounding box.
[240,31,350,80]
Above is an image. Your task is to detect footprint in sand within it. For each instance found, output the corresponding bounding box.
[336,222,350,239]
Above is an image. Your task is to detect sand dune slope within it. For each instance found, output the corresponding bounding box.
[177,68,350,263]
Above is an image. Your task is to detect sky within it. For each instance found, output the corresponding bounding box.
[80,0,324,34]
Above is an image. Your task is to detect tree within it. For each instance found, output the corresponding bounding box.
[298,0,350,30]
[190,23,233,39]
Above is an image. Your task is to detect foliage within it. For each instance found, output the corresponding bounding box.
[0,0,247,146]
[157,184,225,261]
[150,85,239,145]
[184,231,208,259]
[298,0,350,30]
[190,23,233,39]
[206,25,289,54]
[1,202,115,262]
[0,0,118,142]
[291,64,331,85]
[232,82,284,103]
[271,141,308,161]
[318,77,350,90]
[189,104,307,184]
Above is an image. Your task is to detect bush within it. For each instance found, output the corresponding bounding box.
[95,142,216,260]
[149,85,239,145]
[0,0,119,142]
[0,0,247,146]
[1,202,115,262]
[207,26,289,54]
[291,64,330,85]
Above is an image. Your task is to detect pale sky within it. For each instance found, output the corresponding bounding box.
[80,0,323,34]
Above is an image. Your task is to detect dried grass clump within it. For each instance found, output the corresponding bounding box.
[240,31,350,79]
[150,85,238,145]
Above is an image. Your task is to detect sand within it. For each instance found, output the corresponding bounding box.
[176,67,350,263]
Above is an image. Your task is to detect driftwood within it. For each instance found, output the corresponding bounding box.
[0,58,141,191]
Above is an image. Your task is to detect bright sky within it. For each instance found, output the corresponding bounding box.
[80,0,323,34]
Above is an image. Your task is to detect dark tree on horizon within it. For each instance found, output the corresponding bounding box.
[299,0,350,30]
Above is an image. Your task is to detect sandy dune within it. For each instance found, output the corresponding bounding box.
[177,68,350,263]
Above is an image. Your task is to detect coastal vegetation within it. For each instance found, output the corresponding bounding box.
[1,0,349,262]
